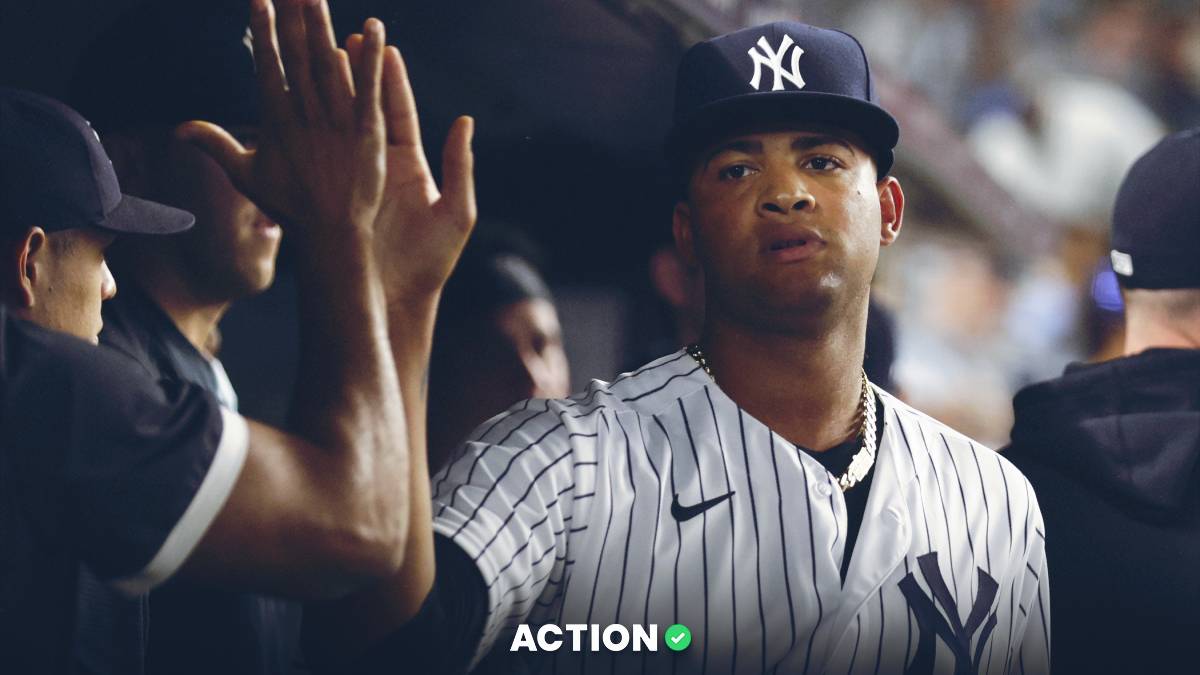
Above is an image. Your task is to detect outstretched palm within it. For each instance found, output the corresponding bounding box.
[179,0,389,239]
[347,34,476,304]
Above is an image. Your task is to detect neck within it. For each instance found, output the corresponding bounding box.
[133,269,230,357]
[1123,323,1200,356]
[698,306,867,452]
[1121,290,1200,356]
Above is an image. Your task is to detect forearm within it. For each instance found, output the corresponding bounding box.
[389,293,439,613]
[286,227,409,577]
[300,293,440,652]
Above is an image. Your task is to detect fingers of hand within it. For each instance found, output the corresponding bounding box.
[382,46,422,150]
[275,0,322,123]
[438,116,476,227]
[353,19,386,131]
[304,0,354,126]
[248,0,288,121]
[175,121,253,190]
[345,33,364,95]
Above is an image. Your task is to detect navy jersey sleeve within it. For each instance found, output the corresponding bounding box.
[306,535,489,675]
[1,310,248,595]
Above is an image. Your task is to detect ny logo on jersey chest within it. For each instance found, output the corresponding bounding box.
[899,552,999,675]
[747,34,805,91]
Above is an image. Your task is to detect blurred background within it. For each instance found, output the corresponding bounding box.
[2,0,1197,446]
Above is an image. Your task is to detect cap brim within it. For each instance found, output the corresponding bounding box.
[96,193,195,235]
[666,91,900,176]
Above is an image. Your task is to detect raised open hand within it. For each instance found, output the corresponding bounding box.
[178,0,388,238]
[345,32,477,304]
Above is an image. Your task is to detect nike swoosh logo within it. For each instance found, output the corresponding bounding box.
[670,491,735,522]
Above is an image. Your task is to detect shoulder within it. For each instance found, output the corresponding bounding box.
[99,286,191,383]
[467,350,707,447]
[3,308,121,390]
[567,350,707,416]
[880,387,990,454]
[882,388,1040,514]
[2,308,225,452]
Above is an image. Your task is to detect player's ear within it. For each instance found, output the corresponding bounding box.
[877,176,904,247]
[672,201,698,268]
[6,226,46,309]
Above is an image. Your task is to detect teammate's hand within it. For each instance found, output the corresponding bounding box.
[345,32,477,304]
[178,0,388,237]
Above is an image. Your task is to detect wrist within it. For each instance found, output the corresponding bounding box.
[294,219,376,265]
[386,291,440,329]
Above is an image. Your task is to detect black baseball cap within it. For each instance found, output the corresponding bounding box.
[667,21,899,178]
[0,88,195,236]
[1109,127,1200,289]
[68,0,258,134]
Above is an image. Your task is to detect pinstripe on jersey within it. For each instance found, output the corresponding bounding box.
[431,350,1050,674]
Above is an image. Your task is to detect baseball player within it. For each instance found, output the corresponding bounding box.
[429,231,571,474]
[67,6,298,673]
[1004,127,1200,674]
[306,21,1050,675]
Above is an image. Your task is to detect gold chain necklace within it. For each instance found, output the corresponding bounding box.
[685,343,878,492]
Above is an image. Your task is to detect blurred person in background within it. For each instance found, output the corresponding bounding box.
[1138,1,1200,131]
[890,236,1020,445]
[966,9,1165,231]
[963,0,1169,409]
[67,3,299,673]
[847,0,979,123]
[1004,128,1200,674]
[427,229,570,473]
[863,298,898,395]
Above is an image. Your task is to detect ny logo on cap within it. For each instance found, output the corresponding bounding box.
[748,34,805,91]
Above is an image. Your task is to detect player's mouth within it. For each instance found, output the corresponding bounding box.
[764,233,825,262]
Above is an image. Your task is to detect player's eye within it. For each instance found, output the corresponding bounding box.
[803,155,841,171]
[717,164,756,181]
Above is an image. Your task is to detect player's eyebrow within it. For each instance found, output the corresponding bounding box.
[700,134,857,172]
[701,139,763,171]
[792,134,857,156]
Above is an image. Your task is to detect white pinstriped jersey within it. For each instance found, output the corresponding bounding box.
[431,350,1050,674]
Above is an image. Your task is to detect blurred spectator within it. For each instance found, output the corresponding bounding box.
[428,229,571,473]
[1139,4,1200,131]
[864,298,899,395]
[67,3,297,674]
[967,78,1163,229]
[848,0,979,122]
[966,0,1166,227]
[887,234,1019,445]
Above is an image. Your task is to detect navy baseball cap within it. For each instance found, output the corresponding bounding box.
[667,22,899,178]
[0,88,195,235]
[68,0,258,134]
[1110,127,1200,289]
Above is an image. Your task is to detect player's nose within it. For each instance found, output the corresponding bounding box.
[758,169,814,216]
[100,260,117,301]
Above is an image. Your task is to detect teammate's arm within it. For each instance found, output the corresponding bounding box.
[170,0,409,598]
[301,28,477,649]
